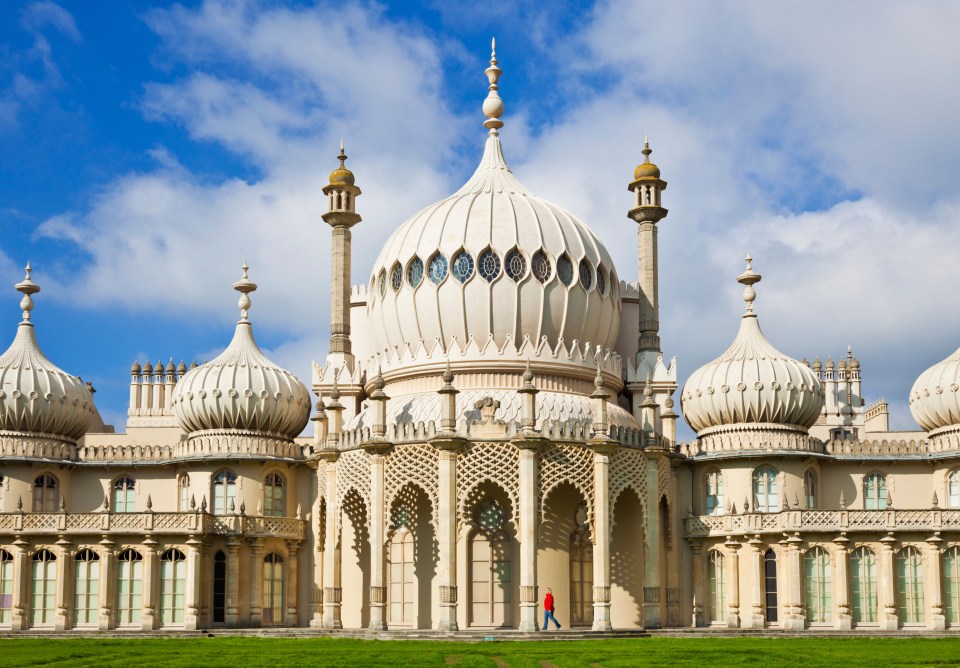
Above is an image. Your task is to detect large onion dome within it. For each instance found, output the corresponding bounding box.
[681,257,822,442]
[366,43,621,360]
[909,346,960,439]
[172,264,310,442]
[0,265,95,442]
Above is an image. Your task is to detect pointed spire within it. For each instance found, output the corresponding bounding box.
[15,263,40,323]
[17,495,23,511]
[190,494,196,510]
[146,494,153,511]
[839,490,846,509]
[933,490,940,508]
[642,133,652,163]
[233,261,257,321]
[240,500,246,515]
[482,37,504,134]
[737,254,762,316]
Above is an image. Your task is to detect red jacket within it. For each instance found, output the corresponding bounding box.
[544,592,555,612]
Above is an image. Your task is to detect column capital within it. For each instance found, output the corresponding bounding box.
[361,439,393,457]
[511,434,547,452]
[586,436,618,456]
[430,434,467,453]
[317,448,340,464]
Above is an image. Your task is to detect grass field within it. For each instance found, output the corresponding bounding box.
[1,636,960,668]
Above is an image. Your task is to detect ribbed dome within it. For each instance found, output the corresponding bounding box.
[0,266,94,442]
[909,346,960,433]
[172,265,310,441]
[367,49,620,360]
[681,258,822,436]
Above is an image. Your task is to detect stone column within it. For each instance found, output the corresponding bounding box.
[286,541,300,627]
[833,534,852,630]
[250,538,264,627]
[10,537,27,631]
[54,536,71,631]
[226,537,240,628]
[321,452,342,629]
[515,437,542,632]
[365,444,389,631]
[782,534,805,630]
[98,537,115,630]
[322,145,361,360]
[746,537,764,629]
[690,541,704,628]
[927,534,946,630]
[879,533,899,630]
[141,536,158,630]
[589,440,616,631]
[724,537,740,629]
[185,535,203,631]
[432,436,464,632]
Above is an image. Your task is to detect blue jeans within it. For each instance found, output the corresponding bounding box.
[543,609,560,630]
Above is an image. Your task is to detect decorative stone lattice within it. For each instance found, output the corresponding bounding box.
[385,443,439,531]
[539,443,595,525]
[610,446,647,524]
[336,448,371,530]
[458,442,519,527]
[316,459,327,499]
[657,456,671,502]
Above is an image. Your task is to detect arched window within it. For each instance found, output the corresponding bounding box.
[532,250,552,284]
[389,529,415,626]
[478,249,502,282]
[377,269,386,298]
[897,547,925,624]
[0,550,12,624]
[113,477,136,513]
[945,546,960,626]
[407,256,424,288]
[390,263,402,292]
[556,254,574,286]
[469,498,512,628]
[752,467,778,513]
[578,259,593,290]
[74,549,100,626]
[505,249,526,282]
[596,265,606,295]
[428,253,448,285]
[262,553,284,626]
[851,547,878,624]
[764,549,778,624]
[804,470,818,509]
[263,473,285,518]
[212,470,237,516]
[707,550,726,623]
[569,502,593,627]
[179,475,191,512]
[116,549,143,626]
[864,473,887,510]
[160,549,186,626]
[451,250,474,283]
[33,474,58,512]
[31,549,57,625]
[948,471,960,509]
[804,547,832,623]
[705,471,724,516]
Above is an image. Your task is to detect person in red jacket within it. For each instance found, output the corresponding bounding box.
[542,587,561,630]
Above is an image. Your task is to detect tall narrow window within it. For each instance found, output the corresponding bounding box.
[753,467,778,513]
[160,549,186,626]
[945,546,960,625]
[116,549,143,626]
[705,471,724,515]
[764,549,778,624]
[74,549,100,626]
[949,471,960,509]
[213,551,227,625]
[212,470,237,515]
[113,477,136,513]
[0,550,12,624]
[389,529,415,626]
[262,553,284,626]
[804,547,832,623]
[31,549,57,625]
[804,470,818,509]
[569,502,593,626]
[864,473,887,510]
[33,474,58,512]
[896,546,925,624]
[263,473,285,517]
[851,547,878,624]
[707,550,726,623]
[0,473,4,509]
[179,475,191,512]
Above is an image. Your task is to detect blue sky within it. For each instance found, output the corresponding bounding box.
[3,0,960,437]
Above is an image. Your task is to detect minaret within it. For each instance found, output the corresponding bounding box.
[322,141,361,364]
[627,136,668,353]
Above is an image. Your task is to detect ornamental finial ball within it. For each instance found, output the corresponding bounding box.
[482,38,504,132]
[736,254,762,315]
[15,262,40,322]
[233,261,258,321]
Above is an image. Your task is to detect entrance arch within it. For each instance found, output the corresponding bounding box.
[468,496,513,628]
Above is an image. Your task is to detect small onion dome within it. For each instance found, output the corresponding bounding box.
[143,360,153,375]
[131,360,141,375]
[177,360,187,375]
[633,137,661,180]
[0,264,94,442]
[681,256,822,436]
[172,263,311,440]
[328,143,355,187]
[909,346,960,432]
[850,357,860,370]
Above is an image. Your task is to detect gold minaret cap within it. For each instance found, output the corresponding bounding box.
[328,139,355,187]
[633,134,661,180]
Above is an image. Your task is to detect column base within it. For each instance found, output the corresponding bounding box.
[592,603,612,632]
[725,611,740,629]
[519,603,538,632]
[781,615,805,631]
[97,611,113,631]
[142,608,157,631]
[881,613,899,631]
[323,606,343,629]
[642,602,661,629]
[10,611,24,632]
[54,613,68,632]
[929,614,946,631]
[834,614,852,631]
[438,605,459,632]
[368,603,387,632]
[691,605,703,628]
[744,612,765,630]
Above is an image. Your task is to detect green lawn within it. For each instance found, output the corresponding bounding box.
[1,636,960,667]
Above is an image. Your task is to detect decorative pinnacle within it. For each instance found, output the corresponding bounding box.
[594,359,604,390]
[15,263,40,323]
[482,37,504,133]
[642,134,652,163]
[233,261,258,321]
[736,254,762,315]
[338,139,347,169]
[523,358,534,384]
[374,365,385,391]
[442,358,454,385]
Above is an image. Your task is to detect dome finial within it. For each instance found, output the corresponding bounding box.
[736,253,762,316]
[642,133,651,161]
[233,261,258,321]
[482,37,504,134]
[15,262,40,323]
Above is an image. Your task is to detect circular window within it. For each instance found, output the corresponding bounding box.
[478,249,502,282]
[378,269,387,297]
[452,251,474,283]
[505,249,526,281]
[390,263,402,292]
[596,265,606,295]
[578,259,593,290]
[557,255,574,286]
[428,254,448,284]
[532,250,552,283]
[407,257,424,288]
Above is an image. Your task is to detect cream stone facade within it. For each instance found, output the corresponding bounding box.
[1,44,959,634]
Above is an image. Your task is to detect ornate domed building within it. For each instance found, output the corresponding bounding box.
[0,41,958,636]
